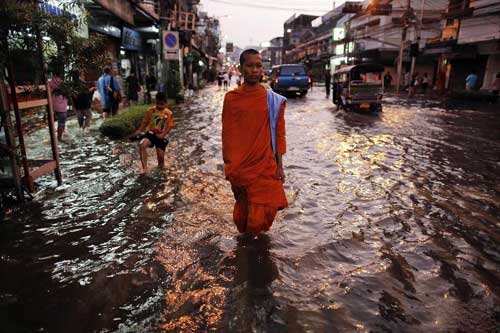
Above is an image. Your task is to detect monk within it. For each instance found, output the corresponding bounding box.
[222,49,288,237]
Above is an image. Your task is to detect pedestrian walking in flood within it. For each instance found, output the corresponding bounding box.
[125,71,140,106]
[325,69,331,98]
[129,92,174,174]
[217,72,223,89]
[384,72,393,91]
[404,71,410,90]
[48,73,68,141]
[465,70,478,91]
[223,72,229,90]
[97,66,121,119]
[222,49,288,237]
[421,73,430,94]
[145,71,157,104]
[409,73,419,97]
[71,71,95,132]
[237,71,243,86]
[308,68,313,90]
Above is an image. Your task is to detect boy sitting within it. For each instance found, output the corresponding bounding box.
[130,92,174,173]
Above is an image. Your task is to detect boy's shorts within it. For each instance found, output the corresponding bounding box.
[141,131,169,150]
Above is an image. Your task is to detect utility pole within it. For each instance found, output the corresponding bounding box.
[344,17,351,65]
[409,0,425,86]
[396,0,411,94]
[159,0,166,86]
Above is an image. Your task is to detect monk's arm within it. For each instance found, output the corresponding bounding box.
[222,95,234,181]
[222,96,229,160]
[276,102,286,180]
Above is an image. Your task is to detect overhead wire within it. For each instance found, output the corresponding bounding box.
[203,0,331,13]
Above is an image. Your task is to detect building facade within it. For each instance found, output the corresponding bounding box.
[426,0,500,91]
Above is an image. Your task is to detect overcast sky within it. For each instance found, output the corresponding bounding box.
[199,0,345,49]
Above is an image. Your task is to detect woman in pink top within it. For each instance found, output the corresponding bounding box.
[49,76,68,141]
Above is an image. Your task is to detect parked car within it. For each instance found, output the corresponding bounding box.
[332,64,384,112]
[270,64,309,96]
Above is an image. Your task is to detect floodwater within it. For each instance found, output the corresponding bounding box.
[1,86,499,332]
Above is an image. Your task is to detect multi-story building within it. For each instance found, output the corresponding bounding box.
[193,11,221,81]
[260,37,283,70]
[330,6,356,71]
[283,14,318,63]
[270,37,284,67]
[286,7,345,80]
[426,0,500,91]
[225,45,244,67]
[284,0,446,82]
[346,0,446,83]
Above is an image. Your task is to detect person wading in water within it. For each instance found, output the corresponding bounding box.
[129,92,174,174]
[222,49,288,237]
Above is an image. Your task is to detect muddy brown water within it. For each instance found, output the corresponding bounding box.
[1,86,499,332]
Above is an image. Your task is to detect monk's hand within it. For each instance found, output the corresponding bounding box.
[276,165,285,182]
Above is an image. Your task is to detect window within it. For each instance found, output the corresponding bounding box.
[279,66,306,76]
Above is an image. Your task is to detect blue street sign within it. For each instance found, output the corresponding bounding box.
[165,33,178,48]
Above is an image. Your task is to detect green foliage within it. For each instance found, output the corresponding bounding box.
[99,102,176,139]
[99,105,151,139]
[1,0,107,84]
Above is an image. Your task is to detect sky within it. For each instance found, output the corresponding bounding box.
[199,0,345,49]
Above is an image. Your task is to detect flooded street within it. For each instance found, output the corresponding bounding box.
[1,85,499,332]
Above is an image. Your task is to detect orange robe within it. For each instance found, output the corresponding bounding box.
[222,83,288,236]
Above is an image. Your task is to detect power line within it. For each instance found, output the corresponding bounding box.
[203,0,330,13]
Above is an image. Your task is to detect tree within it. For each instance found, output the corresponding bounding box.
[0,0,108,97]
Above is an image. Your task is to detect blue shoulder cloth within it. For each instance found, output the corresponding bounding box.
[266,89,286,157]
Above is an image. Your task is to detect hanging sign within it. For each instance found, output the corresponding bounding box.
[122,27,142,51]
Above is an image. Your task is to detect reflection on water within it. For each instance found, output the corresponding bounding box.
[1,87,499,332]
[234,235,279,288]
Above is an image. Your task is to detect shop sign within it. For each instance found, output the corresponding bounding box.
[122,27,142,51]
[163,31,179,60]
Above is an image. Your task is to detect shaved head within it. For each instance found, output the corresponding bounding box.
[240,49,260,66]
